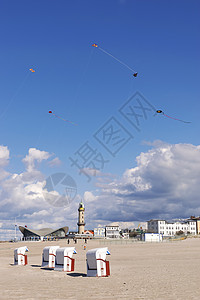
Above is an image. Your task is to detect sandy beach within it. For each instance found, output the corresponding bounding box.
[0,238,200,300]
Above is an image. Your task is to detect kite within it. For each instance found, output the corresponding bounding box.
[29,68,35,72]
[49,111,77,125]
[92,43,138,77]
[155,110,191,124]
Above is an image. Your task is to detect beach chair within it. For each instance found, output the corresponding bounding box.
[14,246,29,265]
[41,246,60,268]
[54,247,77,272]
[86,247,110,277]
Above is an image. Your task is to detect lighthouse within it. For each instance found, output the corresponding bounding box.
[77,201,85,234]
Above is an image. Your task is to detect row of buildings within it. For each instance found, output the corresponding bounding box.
[147,217,200,236]
[94,226,121,239]
[94,217,200,238]
[18,201,200,240]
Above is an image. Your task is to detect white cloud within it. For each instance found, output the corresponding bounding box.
[23,210,51,218]
[0,170,10,182]
[80,168,116,183]
[1,142,200,240]
[80,168,102,177]
[0,145,9,166]
[84,191,98,203]
[83,142,200,223]
[22,148,52,172]
[48,157,62,167]
[0,145,10,181]
[108,221,136,229]
[0,147,81,240]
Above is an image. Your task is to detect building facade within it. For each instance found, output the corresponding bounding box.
[94,227,105,238]
[188,216,200,234]
[197,220,200,234]
[147,219,196,236]
[105,225,121,238]
[141,233,163,242]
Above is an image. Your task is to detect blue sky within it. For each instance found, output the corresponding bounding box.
[0,0,200,239]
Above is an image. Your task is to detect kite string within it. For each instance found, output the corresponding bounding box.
[98,47,136,73]
[52,113,77,126]
[0,72,31,120]
[163,113,191,124]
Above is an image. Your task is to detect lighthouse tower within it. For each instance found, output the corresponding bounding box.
[77,201,85,234]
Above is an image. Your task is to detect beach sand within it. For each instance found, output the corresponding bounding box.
[0,238,200,300]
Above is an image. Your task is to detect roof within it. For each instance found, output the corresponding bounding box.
[19,226,69,237]
[147,219,166,222]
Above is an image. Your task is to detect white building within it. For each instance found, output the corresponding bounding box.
[105,225,121,239]
[94,227,105,238]
[141,233,163,242]
[147,219,196,236]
